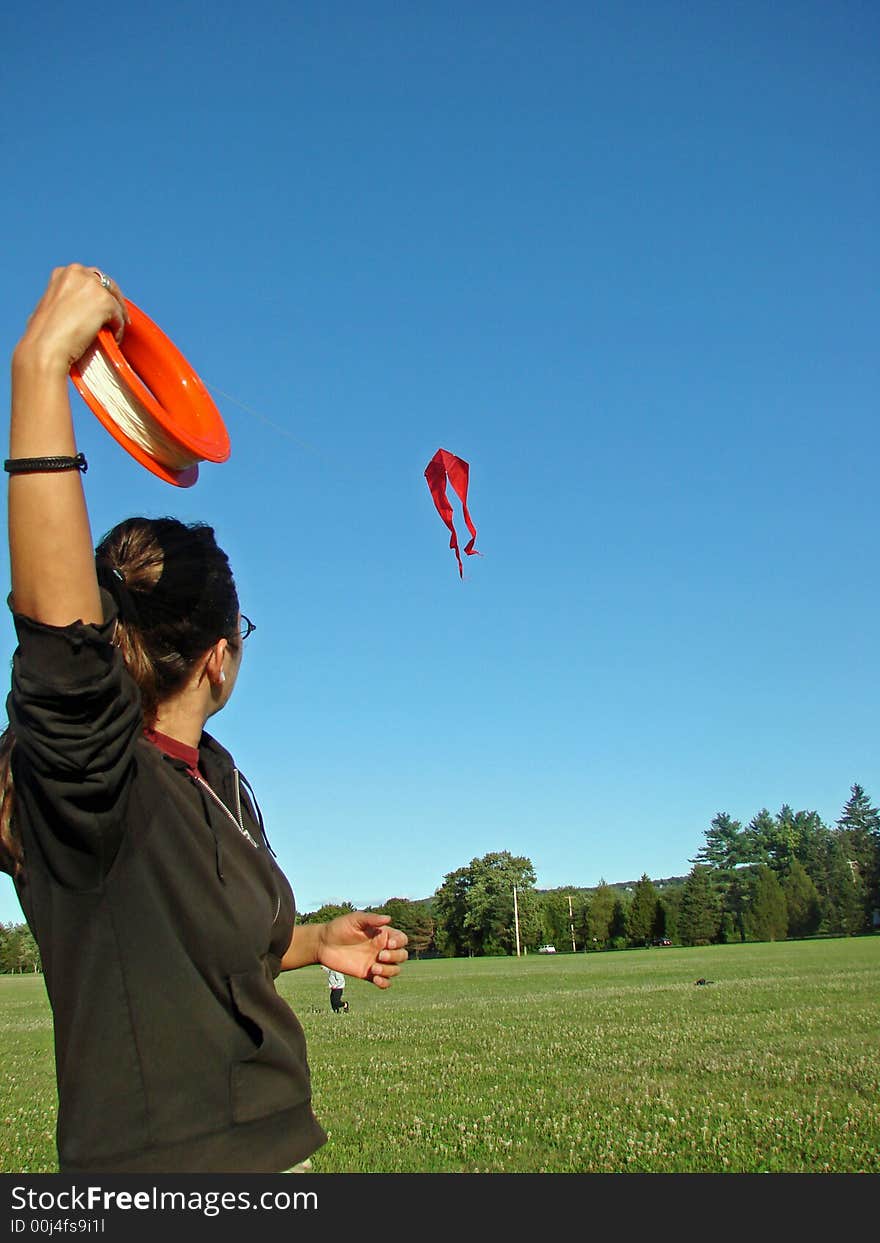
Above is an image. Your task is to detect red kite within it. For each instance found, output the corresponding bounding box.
[424,448,480,577]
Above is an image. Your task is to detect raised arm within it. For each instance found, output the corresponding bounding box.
[8,265,127,626]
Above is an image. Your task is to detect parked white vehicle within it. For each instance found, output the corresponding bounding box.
[538,944,557,954]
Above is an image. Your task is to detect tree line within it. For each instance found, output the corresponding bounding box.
[2,784,877,969]
[300,783,880,956]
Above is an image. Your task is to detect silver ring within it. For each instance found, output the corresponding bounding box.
[93,270,112,291]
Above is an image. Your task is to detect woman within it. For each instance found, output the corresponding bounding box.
[1,264,408,1173]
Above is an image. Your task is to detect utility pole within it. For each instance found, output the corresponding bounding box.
[568,894,576,953]
[513,885,521,958]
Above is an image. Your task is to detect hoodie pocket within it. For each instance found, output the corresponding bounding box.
[228,967,312,1124]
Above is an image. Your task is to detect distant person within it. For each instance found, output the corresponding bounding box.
[0,265,408,1172]
[323,966,349,1012]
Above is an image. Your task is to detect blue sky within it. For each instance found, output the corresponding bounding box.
[1,1,877,924]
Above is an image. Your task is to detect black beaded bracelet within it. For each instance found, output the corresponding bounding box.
[4,453,88,475]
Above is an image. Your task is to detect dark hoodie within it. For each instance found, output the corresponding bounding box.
[6,598,326,1172]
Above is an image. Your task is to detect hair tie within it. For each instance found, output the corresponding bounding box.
[96,557,140,625]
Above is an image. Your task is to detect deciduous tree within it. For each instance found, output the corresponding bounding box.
[300,902,356,924]
[0,923,41,973]
[433,851,537,956]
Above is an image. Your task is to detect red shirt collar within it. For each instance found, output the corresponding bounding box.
[143,728,200,774]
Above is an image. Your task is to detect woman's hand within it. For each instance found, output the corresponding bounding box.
[282,912,409,986]
[14,263,128,377]
[317,913,409,988]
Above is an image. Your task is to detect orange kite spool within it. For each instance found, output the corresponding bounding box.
[70,299,230,488]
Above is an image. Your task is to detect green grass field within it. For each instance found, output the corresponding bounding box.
[1,937,878,1173]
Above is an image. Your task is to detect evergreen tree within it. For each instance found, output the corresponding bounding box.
[836,784,880,928]
[819,838,864,935]
[586,881,616,949]
[718,870,750,943]
[741,806,828,879]
[742,809,777,867]
[743,865,788,941]
[610,897,628,946]
[782,860,822,939]
[837,783,880,837]
[691,813,745,870]
[678,867,720,946]
[773,806,813,873]
[658,886,682,944]
[796,819,834,903]
[628,874,661,946]
[538,889,587,951]
[376,898,436,958]
[575,894,593,949]
[650,896,667,942]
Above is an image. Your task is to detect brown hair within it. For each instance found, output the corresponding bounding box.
[0,517,239,879]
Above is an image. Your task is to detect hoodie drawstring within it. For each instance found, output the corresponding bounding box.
[237,771,277,858]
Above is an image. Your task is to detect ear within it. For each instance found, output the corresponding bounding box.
[204,637,229,689]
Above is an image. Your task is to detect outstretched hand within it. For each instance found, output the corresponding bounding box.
[316,912,409,989]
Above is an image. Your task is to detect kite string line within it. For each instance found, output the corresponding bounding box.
[202,382,343,472]
[76,342,198,470]
[203,385,316,452]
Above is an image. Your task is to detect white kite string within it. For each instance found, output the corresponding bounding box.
[204,383,340,471]
[76,341,199,471]
[205,385,320,455]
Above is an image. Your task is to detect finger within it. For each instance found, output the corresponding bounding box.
[359,912,392,929]
[89,267,128,336]
[108,299,127,343]
[372,958,402,976]
[377,948,408,964]
[86,291,126,347]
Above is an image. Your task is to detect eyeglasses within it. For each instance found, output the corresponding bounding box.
[239,614,256,641]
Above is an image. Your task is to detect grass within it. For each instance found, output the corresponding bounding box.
[1,937,878,1173]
